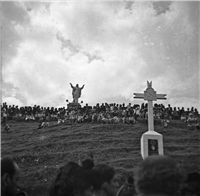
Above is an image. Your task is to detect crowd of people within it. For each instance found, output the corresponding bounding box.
[1,155,200,196]
[1,103,200,196]
[1,102,199,131]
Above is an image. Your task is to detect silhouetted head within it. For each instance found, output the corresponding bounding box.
[1,157,20,196]
[49,161,94,196]
[181,172,200,196]
[81,159,94,170]
[93,164,119,196]
[135,155,183,196]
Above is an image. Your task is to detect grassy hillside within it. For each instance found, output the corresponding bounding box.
[1,119,200,196]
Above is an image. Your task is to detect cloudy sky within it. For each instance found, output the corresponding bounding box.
[1,1,199,110]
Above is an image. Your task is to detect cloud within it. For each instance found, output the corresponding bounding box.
[152,1,172,15]
[1,1,199,110]
[2,97,23,106]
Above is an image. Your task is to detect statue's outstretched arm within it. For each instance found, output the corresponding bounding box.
[70,83,74,88]
[81,84,85,89]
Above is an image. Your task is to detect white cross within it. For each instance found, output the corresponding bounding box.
[134,81,166,132]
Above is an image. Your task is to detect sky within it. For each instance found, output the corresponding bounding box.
[1,1,200,110]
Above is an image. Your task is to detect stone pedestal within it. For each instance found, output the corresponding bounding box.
[67,102,81,109]
[141,130,163,159]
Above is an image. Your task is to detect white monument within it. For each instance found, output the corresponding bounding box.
[67,83,85,109]
[134,81,167,159]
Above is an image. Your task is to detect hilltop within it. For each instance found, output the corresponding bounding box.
[1,119,200,196]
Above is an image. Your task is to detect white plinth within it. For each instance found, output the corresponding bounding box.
[141,130,163,159]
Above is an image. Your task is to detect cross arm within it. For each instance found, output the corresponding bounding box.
[133,93,145,99]
[156,94,167,100]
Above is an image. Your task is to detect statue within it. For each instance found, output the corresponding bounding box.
[70,83,85,103]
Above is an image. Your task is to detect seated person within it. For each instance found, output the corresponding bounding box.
[187,113,197,123]
[187,113,198,130]
[161,119,169,128]
[180,113,187,123]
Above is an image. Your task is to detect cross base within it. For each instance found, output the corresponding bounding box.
[141,130,164,159]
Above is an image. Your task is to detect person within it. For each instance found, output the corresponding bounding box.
[1,157,20,196]
[117,175,137,196]
[79,153,94,169]
[180,172,200,196]
[1,108,7,122]
[93,164,119,196]
[70,83,85,103]
[1,108,10,133]
[49,161,94,196]
[81,159,94,170]
[134,155,183,196]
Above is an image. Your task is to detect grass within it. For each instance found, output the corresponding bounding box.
[1,119,200,196]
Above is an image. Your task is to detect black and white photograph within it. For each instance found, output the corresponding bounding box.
[1,1,200,196]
